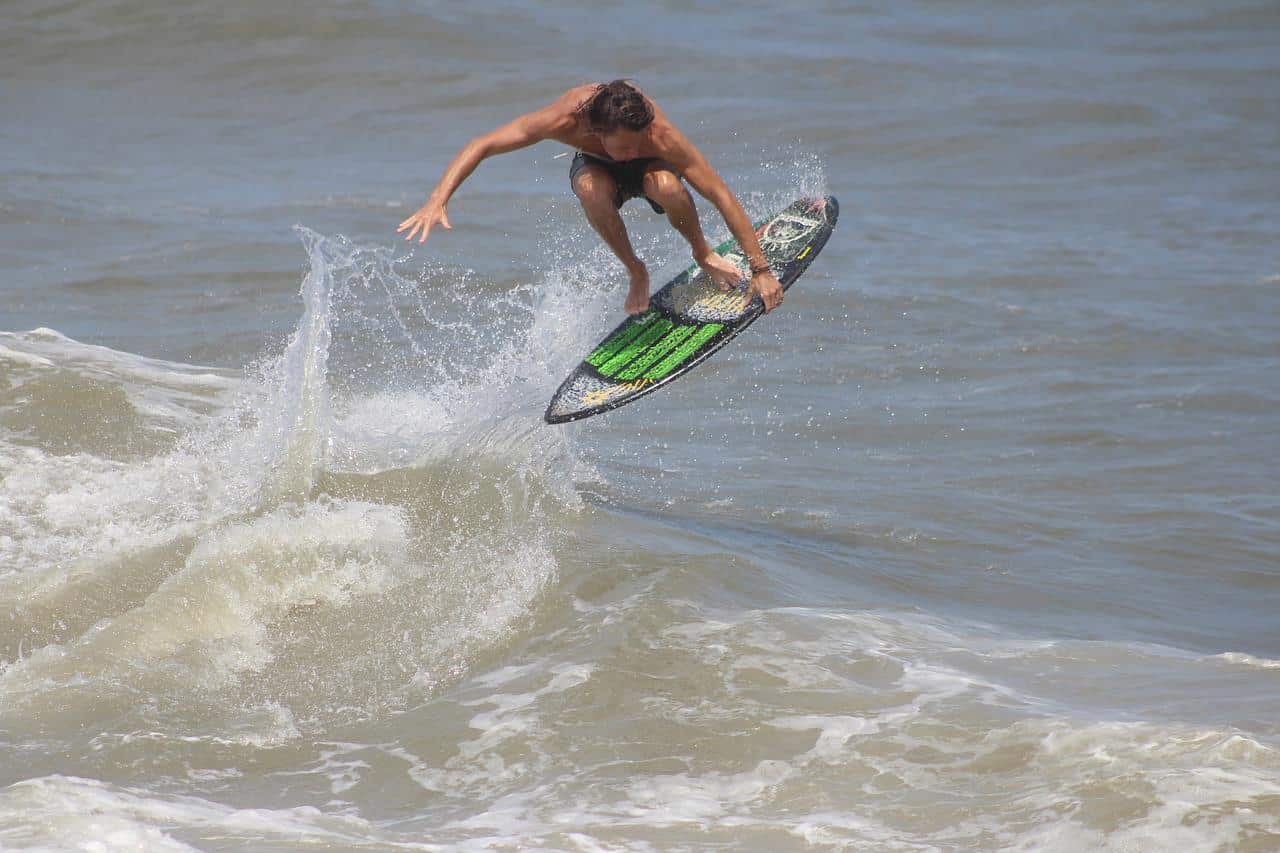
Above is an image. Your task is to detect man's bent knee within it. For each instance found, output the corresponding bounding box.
[641,168,685,205]
[573,168,617,209]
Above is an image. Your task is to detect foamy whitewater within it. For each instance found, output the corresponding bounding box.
[3,0,1279,849]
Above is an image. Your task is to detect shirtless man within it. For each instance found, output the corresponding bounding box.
[397,80,784,315]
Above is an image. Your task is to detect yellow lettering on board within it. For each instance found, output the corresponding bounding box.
[583,379,654,408]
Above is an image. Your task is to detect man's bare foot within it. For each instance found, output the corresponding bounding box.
[696,250,745,292]
[625,263,650,314]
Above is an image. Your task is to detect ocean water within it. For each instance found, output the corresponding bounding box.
[3,0,1279,849]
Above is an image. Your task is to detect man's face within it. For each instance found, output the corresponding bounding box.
[599,128,647,161]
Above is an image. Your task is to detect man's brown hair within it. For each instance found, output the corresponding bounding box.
[580,79,654,133]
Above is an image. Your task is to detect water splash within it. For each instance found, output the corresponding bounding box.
[0,223,614,733]
[251,228,336,504]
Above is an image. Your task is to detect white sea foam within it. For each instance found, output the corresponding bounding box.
[1,226,593,736]
[0,328,237,427]
[409,663,594,798]
[378,600,1280,849]
[0,343,54,368]
[0,775,426,851]
[0,499,408,711]
[1216,651,1280,670]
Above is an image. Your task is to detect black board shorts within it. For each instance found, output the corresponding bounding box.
[569,152,666,215]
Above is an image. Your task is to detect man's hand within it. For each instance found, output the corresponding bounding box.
[397,200,451,243]
[395,104,557,245]
[750,270,784,313]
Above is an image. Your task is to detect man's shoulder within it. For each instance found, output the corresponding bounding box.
[649,118,692,157]
[526,85,596,140]
[566,82,600,97]
[555,83,599,112]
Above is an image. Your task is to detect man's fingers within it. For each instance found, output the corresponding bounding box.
[398,207,452,242]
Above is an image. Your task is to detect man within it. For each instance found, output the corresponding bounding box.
[398,80,784,315]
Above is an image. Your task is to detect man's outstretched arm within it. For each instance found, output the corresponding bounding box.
[398,108,558,243]
[664,132,785,312]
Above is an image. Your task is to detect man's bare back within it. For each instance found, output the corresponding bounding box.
[398,80,784,314]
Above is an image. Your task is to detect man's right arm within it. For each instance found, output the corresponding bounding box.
[398,107,559,243]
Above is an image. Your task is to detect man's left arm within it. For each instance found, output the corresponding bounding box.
[667,137,784,312]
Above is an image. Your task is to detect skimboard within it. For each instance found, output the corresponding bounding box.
[544,195,838,424]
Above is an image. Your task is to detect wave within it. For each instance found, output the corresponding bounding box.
[0,225,612,735]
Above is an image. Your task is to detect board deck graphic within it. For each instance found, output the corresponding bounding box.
[544,195,838,424]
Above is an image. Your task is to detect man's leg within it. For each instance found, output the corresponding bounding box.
[573,163,651,314]
[642,164,744,292]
